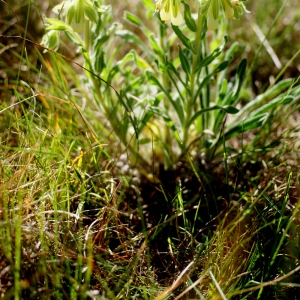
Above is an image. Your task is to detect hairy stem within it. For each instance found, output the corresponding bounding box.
[183,10,203,148]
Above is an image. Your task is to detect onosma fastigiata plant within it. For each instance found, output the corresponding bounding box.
[42,0,299,168]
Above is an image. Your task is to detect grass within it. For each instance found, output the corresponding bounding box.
[1,0,300,299]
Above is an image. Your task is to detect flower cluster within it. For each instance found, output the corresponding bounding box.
[155,0,248,30]
[206,0,249,30]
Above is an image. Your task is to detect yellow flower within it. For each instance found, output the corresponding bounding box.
[206,0,240,30]
[207,6,219,30]
[155,0,184,26]
[222,0,234,18]
[53,0,98,33]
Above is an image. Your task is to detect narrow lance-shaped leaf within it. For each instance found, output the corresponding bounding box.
[149,34,164,57]
[64,30,84,47]
[166,60,185,86]
[218,42,245,87]
[125,11,152,35]
[46,18,72,31]
[183,3,196,32]
[188,105,239,128]
[141,0,156,10]
[178,45,191,76]
[228,78,295,124]
[232,58,247,100]
[125,11,143,27]
[225,113,268,139]
[172,24,193,51]
[194,60,230,103]
[249,95,294,116]
[194,36,228,73]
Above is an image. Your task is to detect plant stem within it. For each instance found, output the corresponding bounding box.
[159,23,173,166]
[85,19,90,53]
[83,20,110,123]
[83,18,149,167]
[183,10,203,148]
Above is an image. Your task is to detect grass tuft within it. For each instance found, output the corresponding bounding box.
[0,0,300,299]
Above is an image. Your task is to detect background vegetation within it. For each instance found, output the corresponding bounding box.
[0,0,300,299]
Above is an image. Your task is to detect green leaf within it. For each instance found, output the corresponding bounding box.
[107,52,134,82]
[126,76,145,93]
[213,60,231,74]
[94,35,109,53]
[194,36,228,73]
[115,30,141,44]
[183,3,196,32]
[281,96,294,105]
[166,60,185,86]
[64,30,83,46]
[41,30,60,52]
[178,45,191,76]
[172,25,193,51]
[250,95,294,116]
[217,42,245,87]
[147,71,163,87]
[194,60,230,102]
[188,105,239,128]
[225,113,268,139]
[125,12,143,27]
[93,50,105,73]
[149,34,164,57]
[219,78,228,99]
[229,78,294,123]
[52,2,65,14]
[232,58,247,100]
[46,18,71,31]
[224,42,245,61]
[213,91,234,132]
[141,0,156,10]
[131,50,152,70]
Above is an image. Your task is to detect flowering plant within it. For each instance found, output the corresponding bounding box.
[41,0,298,168]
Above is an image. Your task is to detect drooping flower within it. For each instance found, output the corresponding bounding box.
[199,0,248,30]
[52,0,98,33]
[207,0,233,30]
[222,0,234,18]
[155,0,184,26]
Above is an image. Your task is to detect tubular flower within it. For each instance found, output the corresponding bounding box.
[155,0,184,26]
[53,0,98,33]
[207,0,233,30]
[200,0,248,30]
